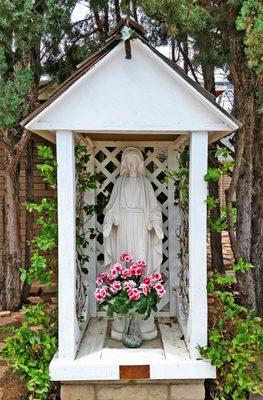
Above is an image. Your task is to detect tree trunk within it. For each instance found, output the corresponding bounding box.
[229,34,257,310]
[251,97,263,315]
[208,176,225,273]
[21,137,34,302]
[114,0,121,22]
[0,160,22,310]
[202,63,224,273]
[0,128,31,311]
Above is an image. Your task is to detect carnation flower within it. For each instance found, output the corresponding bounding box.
[121,268,131,279]
[110,281,122,294]
[110,266,120,278]
[96,277,103,286]
[137,259,147,267]
[113,263,123,273]
[127,288,141,301]
[123,280,136,290]
[119,252,133,263]
[130,263,144,276]
[142,277,151,285]
[139,283,151,295]
[94,287,110,303]
[154,283,166,298]
[152,273,162,282]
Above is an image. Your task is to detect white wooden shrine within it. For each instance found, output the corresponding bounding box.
[22,20,240,382]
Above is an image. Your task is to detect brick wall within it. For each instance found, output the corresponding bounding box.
[0,133,56,276]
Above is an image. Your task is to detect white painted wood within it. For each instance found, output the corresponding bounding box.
[56,130,79,360]
[77,318,108,361]
[92,140,187,148]
[49,318,216,380]
[186,132,208,359]
[84,143,97,317]
[159,320,190,361]
[26,41,238,136]
[168,148,179,317]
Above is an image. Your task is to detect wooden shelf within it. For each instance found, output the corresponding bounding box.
[50,318,216,381]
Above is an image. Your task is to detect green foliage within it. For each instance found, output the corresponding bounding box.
[206,196,219,209]
[163,146,189,208]
[233,257,254,273]
[20,146,57,285]
[36,146,57,190]
[200,262,263,400]
[107,291,159,320]
[205,148,236,233]
[0,304,58,400]
[75,145,106,278]
[237,0,263,76]
[0,0,82,130]
[204,167,222,182]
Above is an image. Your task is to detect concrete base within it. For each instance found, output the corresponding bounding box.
[61,379,205,400]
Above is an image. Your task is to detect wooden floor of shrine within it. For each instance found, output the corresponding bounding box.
[50,318,216,381]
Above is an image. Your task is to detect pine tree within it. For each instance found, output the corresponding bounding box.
[141,0,263,312]
[0,0,97,310]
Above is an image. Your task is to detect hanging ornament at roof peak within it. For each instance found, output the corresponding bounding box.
[121,26,135,41]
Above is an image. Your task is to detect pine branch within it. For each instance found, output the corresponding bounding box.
[179,44,200,84]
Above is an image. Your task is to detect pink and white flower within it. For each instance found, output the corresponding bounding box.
[154,283,166,298]
[94,287,110,303]
[139,283,151,295]
[110,264,122,278]
[137,259,147,267]
[127,288,141,301]
[123,280,136,290]
[113,263,123,273]
[121,268,131,279]
[96,273,108,286]
[152,273,163,282]
[130,263,144,276]
[119,252,133,263]
[142,276,151,285]
[96,276,103,286]
[110,280,122,294]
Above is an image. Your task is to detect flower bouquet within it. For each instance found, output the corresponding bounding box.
[94,252,166,347]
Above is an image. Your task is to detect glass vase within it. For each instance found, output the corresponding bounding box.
[122,312,143,348]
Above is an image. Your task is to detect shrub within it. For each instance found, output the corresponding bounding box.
[0,304,57,400]
[200,263,263,400]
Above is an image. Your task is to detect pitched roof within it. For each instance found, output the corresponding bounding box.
[21,18,241,129]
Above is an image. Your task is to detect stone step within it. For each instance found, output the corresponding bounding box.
[61,381,205,400]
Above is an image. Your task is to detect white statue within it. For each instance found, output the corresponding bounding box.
[103,147,164,340]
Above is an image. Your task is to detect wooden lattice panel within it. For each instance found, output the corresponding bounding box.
[94,145,170,315]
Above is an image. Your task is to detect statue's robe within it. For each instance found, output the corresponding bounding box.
[104,173,163,274]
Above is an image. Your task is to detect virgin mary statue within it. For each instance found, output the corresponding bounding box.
[103,147,164,340]
[103,147,163,274]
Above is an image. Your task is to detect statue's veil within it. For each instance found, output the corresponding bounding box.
[120,147,146,175]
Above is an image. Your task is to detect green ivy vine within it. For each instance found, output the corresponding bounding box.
[1,304,58,400]
[20,146,57,286]
[200,262,263,400]
[204,147,237,233]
